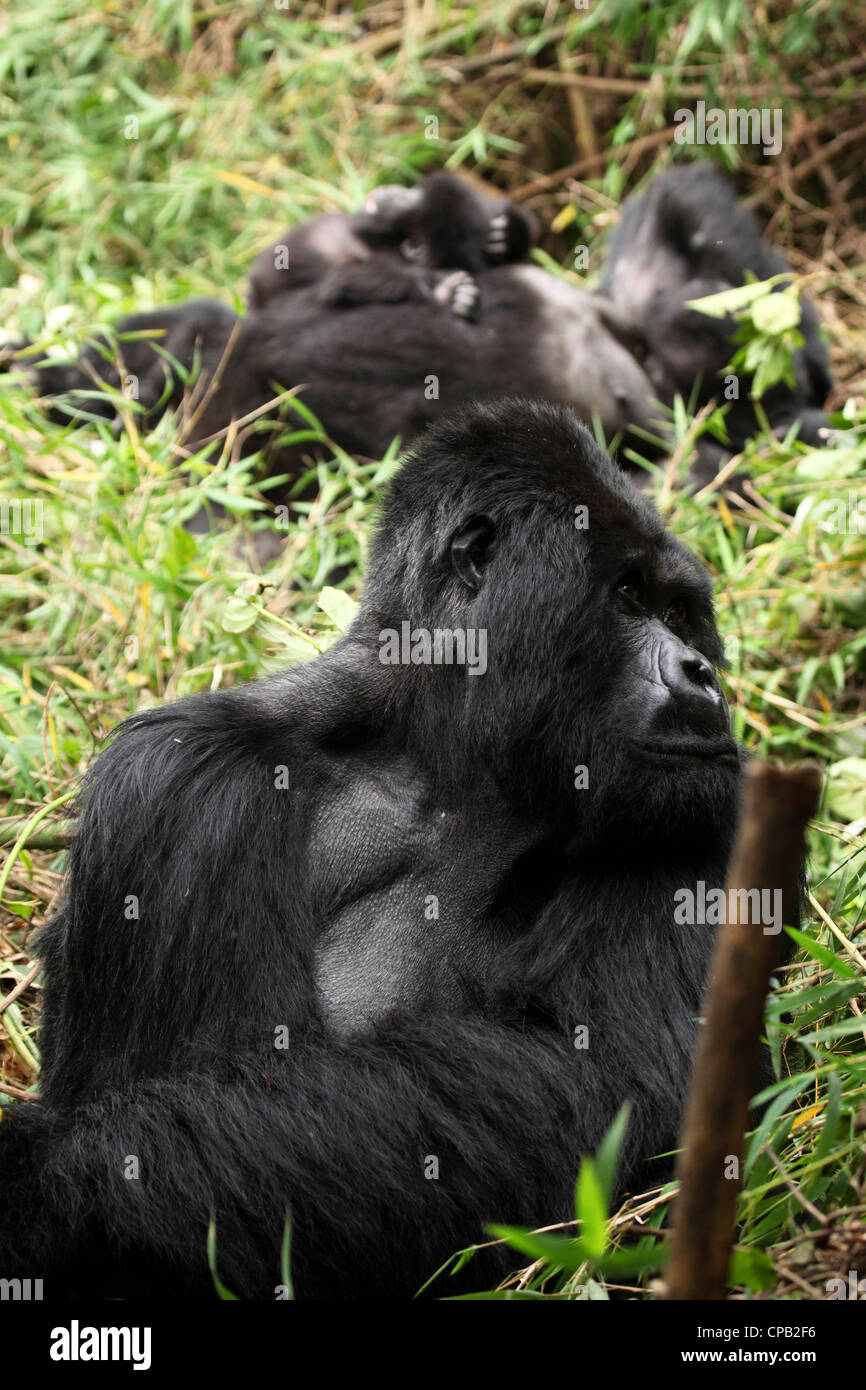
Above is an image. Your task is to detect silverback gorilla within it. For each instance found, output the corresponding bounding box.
[0,399,792,1300]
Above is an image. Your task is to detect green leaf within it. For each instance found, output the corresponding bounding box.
[279,1212,294,1301]
[317,586,359,634]
[826,758,866,823]
[744,1074,812,1174]
[750,292,801,336]
[487,1224,589,1274]
[594,1240,664,1277]
[594,1102,631,1207]
[221,596,258,634]
[795,447,864,481]
[800,1015,866,1045]
[201,490,264,513]
[728,1246,776,1292]
[278,633,323,666]
[685,274,792,319]
[812,1071,843,1165]
[575,1158,608,1259]
[207,1218,238,1300]
[785,926,859,980]
[164,522,197,573]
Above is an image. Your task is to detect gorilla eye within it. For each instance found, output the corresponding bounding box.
[617,572,646,605]
[666,599,689,626]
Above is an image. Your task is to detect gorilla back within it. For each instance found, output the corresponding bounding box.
[0,400,767,1300]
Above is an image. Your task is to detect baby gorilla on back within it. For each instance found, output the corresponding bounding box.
[247,172,538,319]
[20,173,659,479]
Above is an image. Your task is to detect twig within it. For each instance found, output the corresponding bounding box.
[0,818,76,849]
[511,128,676,201]
[665,761,822,1301]
[807,890,866,974]
[763,1144,827,1224]
[0,959,42,1016]
[0,1081,40,1101]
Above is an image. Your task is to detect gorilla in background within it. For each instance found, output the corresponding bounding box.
[16,179,525,428]
[122,261,661,481]
[0,400,797,1300]
[20,174,664,481]
[600,162,834,464]
[15,166,835,497]
[248,170,539,315]
[19,175,537,427]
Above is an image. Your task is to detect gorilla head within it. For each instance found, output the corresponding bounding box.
[359,399,737,844]
[600,162,833,450]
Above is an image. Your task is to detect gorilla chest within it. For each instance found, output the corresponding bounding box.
[308,768,501,1035]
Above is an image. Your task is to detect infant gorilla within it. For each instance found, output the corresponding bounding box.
[248,171,538,320]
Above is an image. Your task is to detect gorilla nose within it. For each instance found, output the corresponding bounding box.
[680,648,717,693]
[659,643,729,735]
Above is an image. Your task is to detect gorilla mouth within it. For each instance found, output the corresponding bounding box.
[638,738,739,765]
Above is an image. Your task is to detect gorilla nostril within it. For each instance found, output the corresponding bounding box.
[682,650,717,693]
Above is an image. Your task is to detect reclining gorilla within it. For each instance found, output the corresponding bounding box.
[0,399,793,1300]
[22,173,663,474]
[21,174,538,424]
[600,162,833,460]
[20,165,832,493]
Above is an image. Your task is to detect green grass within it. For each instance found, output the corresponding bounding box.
[1,0,865,1300]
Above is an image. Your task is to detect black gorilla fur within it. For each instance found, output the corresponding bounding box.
[0,398,788,1300]
[17,165,834,495]
[128,264,659,481]
[600,162,833,457]
[248,171,537,314]
[23,175,537,429]
[21,297,240,427]
[21,176,662,477]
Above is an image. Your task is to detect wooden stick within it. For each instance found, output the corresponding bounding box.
[665,760,822,1301]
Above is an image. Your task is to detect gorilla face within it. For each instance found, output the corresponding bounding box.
[360,398,739,844]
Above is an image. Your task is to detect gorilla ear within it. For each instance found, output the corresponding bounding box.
[450,514,496,592]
